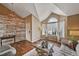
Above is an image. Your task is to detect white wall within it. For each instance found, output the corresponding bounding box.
[26,22,31,42]
[32,16,41,42]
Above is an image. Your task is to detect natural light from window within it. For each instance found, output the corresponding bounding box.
[48,17,57,23]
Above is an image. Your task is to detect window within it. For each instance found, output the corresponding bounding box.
[47,17,58,36]
[42,17,65,38]
[59,20,65,37]
[42,17,58,36]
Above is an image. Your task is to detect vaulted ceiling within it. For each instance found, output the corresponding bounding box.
[55,3,79,16]
[2,3,79,21]
[2,3,65,21]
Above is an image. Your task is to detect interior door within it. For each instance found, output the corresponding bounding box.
[26,22,32,41]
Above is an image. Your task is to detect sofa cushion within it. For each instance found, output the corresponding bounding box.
[76,43,79,56]
[0,45,10,53]
[0,51,15,56]
[0,45,16,56]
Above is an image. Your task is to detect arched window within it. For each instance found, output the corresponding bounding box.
[42,16,65,38]
[48,17,57,23]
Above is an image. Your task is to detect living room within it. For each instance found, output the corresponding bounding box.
[0,3,79,56]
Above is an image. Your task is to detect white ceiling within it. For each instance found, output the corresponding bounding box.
[2,3,79,21]
[55,3,79,16]
[34,3,66,21]
[2,3,66,21]
[2,3,31,18]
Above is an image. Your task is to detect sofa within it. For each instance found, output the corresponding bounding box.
[0,45,16,56]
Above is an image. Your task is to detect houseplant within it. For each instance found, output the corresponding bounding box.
[68,36,78,50]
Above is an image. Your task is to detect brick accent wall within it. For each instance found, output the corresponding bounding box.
[0,4,26,46]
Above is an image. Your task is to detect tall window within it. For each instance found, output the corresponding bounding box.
[42,17,58,36]
[47,17,58,36]
[42,17,65,38]
[59,20,65,38]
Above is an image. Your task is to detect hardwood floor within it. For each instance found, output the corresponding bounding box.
[10,40,34,56]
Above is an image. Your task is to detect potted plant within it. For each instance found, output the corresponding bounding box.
[68,36,78,50]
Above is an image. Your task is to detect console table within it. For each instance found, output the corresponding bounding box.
[0,35,16,46]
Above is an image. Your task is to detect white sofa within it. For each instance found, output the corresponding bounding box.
[0,45,16,56]
[76,43,79,56]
